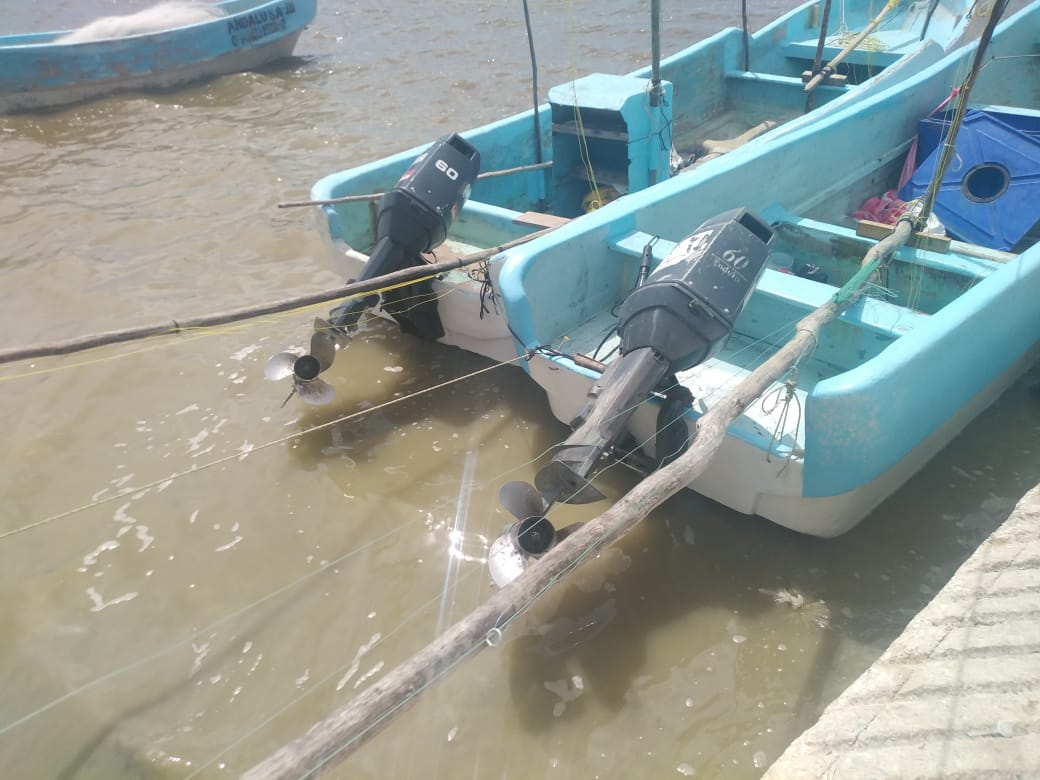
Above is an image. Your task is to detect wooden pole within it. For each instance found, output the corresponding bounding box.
[241,222,912,780]
[805,0,834,111]
[277,161,554,209]
[915,0,1009,223]
[804,0,898,92]
[0,228,556,366]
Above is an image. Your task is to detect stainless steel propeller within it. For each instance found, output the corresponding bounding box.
[488,480,558,588]
[264,318,346,406]
[498,480,546,524]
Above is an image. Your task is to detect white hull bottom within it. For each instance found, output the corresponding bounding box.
[528,349,1037,538]
[1,33,301,113]
[325,237,1037,539]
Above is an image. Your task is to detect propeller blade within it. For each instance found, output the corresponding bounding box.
[315,317,351,349]
[309,328,337,372]
[295,377,336,406]
[488,530,528,588]
[498,480,545,521]
[265,351,299,381]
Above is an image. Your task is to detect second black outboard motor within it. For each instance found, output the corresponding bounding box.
[536,208,774,505]
[329,133,481,335]
[266,135,480,407]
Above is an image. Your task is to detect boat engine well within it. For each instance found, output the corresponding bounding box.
[490,208,773,586]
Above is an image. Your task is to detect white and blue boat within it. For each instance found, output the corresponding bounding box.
[0,0,317,113]
[278,0,1040,543]
[486,0,1040,540]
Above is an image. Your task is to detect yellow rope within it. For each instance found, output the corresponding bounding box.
[0,272,463,383]
[563,0,600,206]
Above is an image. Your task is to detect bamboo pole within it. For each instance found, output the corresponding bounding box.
[0,228,556,366]
[277,161,554,209]
[241,222,912,780]
[804,0,898,92]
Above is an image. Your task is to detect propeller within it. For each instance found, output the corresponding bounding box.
[498,480,547,526]
[488,479,592,587]
[488,480,557,588]
[265,318,347,406]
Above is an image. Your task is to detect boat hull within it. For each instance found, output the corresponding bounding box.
[310,0,982,256]
[524,307,1040,538]
[492,6,1040,536]
[305,0,1039,538]
[0,0,316,112]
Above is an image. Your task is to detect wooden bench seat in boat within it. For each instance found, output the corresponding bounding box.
[782,30,913,68]
[723,69,847,107]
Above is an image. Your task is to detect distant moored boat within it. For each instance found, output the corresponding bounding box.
[0,0,318,112]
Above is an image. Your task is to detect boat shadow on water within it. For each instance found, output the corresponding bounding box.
[279,321,536,476]
[502,364,1040,741]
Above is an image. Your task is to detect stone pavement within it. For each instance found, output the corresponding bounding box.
[762,484,1040,779]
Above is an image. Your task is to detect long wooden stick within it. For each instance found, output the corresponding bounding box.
[804,0,898,92]
[805,0,834,111]
[0,228,557,366]
[277,161,555,209]
[241,222,912,780]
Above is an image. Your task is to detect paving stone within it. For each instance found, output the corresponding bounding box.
[762,485,1040,779]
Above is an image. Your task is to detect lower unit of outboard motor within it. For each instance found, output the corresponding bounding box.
[329,133,481,337]
[543,208,774,500]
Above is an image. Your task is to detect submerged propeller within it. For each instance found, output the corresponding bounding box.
[488,479,593,587]
[265,318,346,406]
[489,480,557,587]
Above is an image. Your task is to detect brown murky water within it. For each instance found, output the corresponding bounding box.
[2,1,1039,778]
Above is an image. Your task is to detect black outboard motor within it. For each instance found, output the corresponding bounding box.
[536,208,774,505]
[329,133,481,334]
[266,135,480,407]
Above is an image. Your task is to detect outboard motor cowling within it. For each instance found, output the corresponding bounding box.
[330,133,481,331]
[616,208,775,368]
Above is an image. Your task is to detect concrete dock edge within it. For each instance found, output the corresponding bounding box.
[761,483,1040,779]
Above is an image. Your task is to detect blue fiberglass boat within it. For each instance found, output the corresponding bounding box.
[0,0,317,113]
[490,1,1040,539]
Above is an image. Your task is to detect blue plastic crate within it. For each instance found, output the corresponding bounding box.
[911,105,1040,164]
[899,107,1040,250]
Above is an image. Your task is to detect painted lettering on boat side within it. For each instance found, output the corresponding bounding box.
[227,1,296,47]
